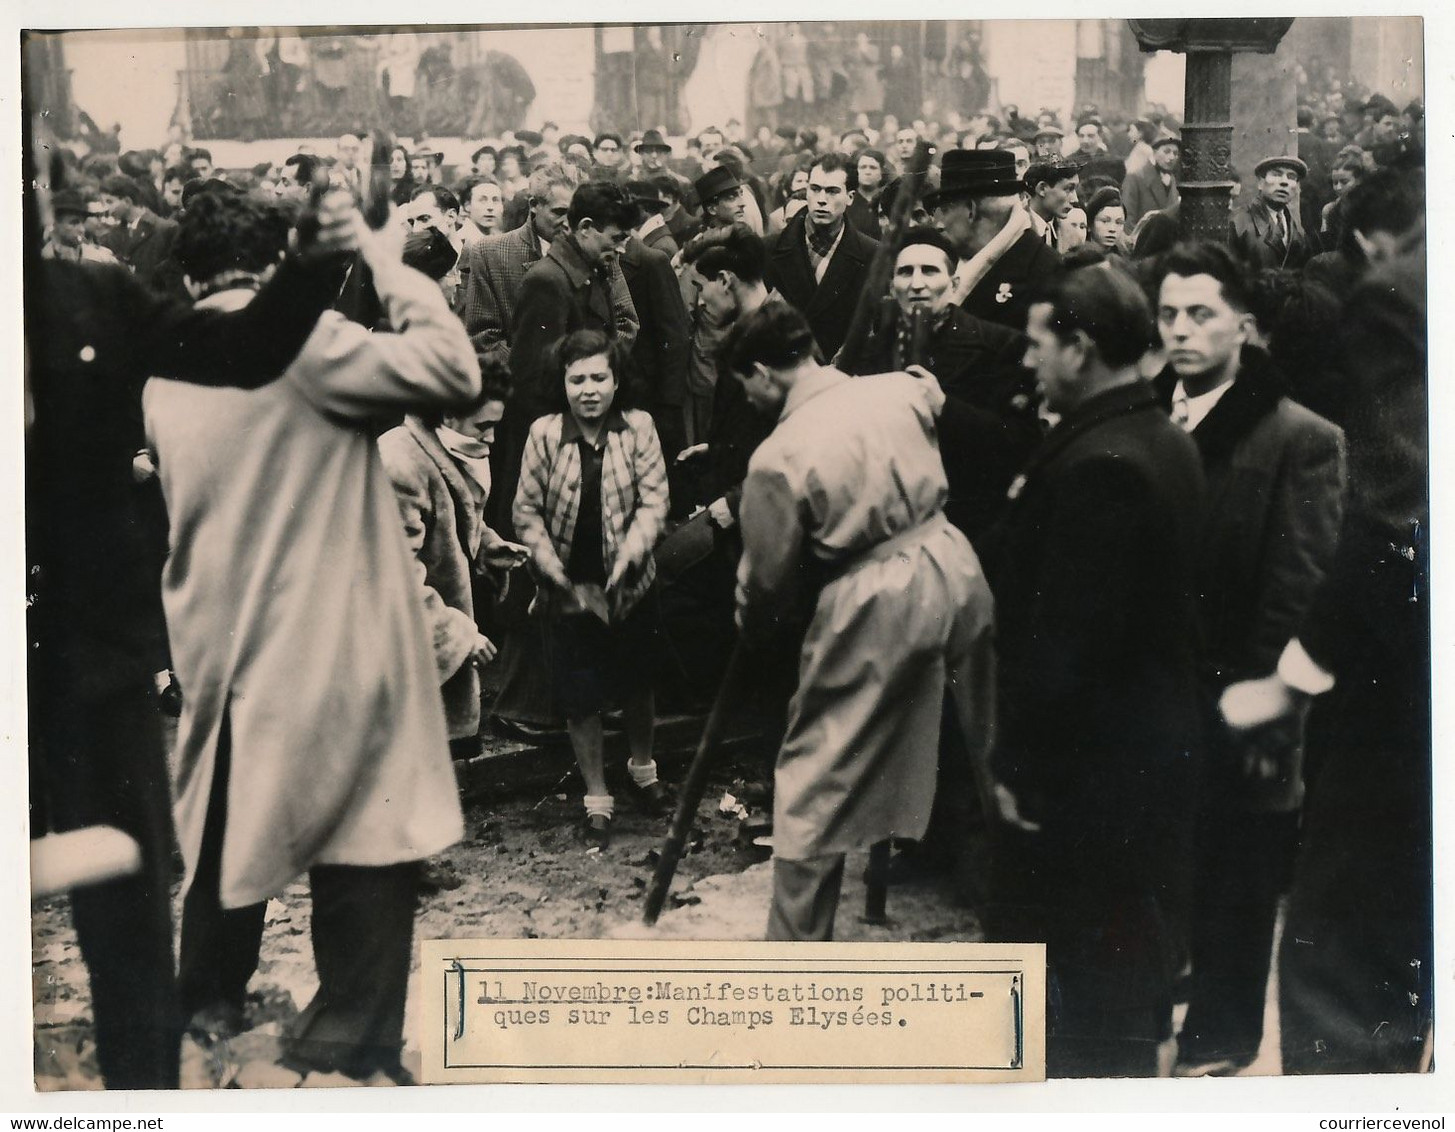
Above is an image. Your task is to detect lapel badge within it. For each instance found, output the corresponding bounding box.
[995,282,1013,304]
[1007,473,1027,501]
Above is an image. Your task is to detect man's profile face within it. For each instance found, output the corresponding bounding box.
[163,178,186,210]
[891,243,955,316]
[1040,175,1079,219]
[98,192,130,221]
[933,199,976,258]
[574,220,628,268]
[1153,143,1180,173]
[276,167,311,201]
[689,266,738,325]
[530,184,573,241]
[1025,303,1081,415]
[1157,272,1248,382]
[734,362,784,415]
[707,185,748,226]
[1373,114,1400,144]
[806,166,851,232]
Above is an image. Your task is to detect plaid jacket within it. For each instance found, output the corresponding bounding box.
[460,223,542,348]
[513,407,669,619]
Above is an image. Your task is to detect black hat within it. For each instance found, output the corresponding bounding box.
[635,129,673,154]
[694,166,742,207]
[1151,128,1183,151]
[624,179,669,213]
[51,189,88,218]
[924,150,1023,208]
[1254,154,1308,179]
[403,227,461,281]
[515,129,544,148]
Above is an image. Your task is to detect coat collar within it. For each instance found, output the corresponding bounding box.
[1152,346,1287,465]
[547,233,597,288]
[1012,379,1160,495]
[403,415,484,553]
[559,407,630,445]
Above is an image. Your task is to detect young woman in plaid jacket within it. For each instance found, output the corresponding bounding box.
[513,329,672,848]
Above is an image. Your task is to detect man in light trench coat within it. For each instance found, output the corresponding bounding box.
[723,301,997,940]
[144,194,480,1082]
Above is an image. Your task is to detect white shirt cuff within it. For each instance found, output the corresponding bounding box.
[1278,638,1336,696]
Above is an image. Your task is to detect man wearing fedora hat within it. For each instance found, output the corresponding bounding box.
[635,129,693,200]
[42,190,119,265]
[1231,154,1313,271]
[1121,128,1181,231]
[695,167,749,232]
[929,149,1061,333]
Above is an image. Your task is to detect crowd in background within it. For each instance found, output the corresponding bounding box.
[28,48,1428,1091]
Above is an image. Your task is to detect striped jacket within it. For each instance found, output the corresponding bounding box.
[513,407,669,619]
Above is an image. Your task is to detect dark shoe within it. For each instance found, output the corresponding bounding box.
[158,674,184,718]
[582,813,612,849]
[625,778,673,817]
[1172,1056,1249,1078]
[418,856,464,894]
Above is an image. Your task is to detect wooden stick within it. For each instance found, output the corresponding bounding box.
[643,642,752,925]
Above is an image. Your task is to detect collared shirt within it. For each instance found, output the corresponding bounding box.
[1171,377,1235,433]
[1029,208,1057,250]
[805,219,846,283]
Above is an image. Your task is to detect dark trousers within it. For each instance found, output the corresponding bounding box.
[178,714,421,1079]
[1279,654,1433,1074]
[1178,800,1297,1066]
[766,854,845,941]
[178,714,267,1022]
[33,681,181,1090]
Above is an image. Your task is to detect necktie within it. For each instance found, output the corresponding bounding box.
[1171,394,1192,431]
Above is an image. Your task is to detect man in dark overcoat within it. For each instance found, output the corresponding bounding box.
[763,151,879,361]
[1220,174,1431,1074]
[928,150,1061,333]
[980,258,1205,1078]
[1150,243,1347,1076]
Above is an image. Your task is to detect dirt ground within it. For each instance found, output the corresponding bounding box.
[30,740,985,1092]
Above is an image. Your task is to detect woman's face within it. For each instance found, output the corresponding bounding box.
[564,353,616,423]
[445,400,505,447]
[390,148,407,178]
[1092,205,1125,247]
[501,154,522,179]
[1331,167,1357,197]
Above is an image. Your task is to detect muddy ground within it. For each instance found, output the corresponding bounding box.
[31,734,985,1092]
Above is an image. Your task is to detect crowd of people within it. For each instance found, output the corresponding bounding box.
[27,66,1428,1092]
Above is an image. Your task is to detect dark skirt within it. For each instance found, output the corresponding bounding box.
[542,590,663,720]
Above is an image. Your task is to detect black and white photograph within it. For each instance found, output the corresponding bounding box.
[10,2,1444,1113]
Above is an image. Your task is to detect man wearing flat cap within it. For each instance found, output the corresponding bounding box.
[695,167,749,232]
[1033,124,1065,162]
[928,148,1061,333]
[42,190,119,265]
[1230,155,1312,271]
[1121,128,1181,231]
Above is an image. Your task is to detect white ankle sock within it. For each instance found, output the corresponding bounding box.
[627,759,660,788]
[584,794,615,819]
